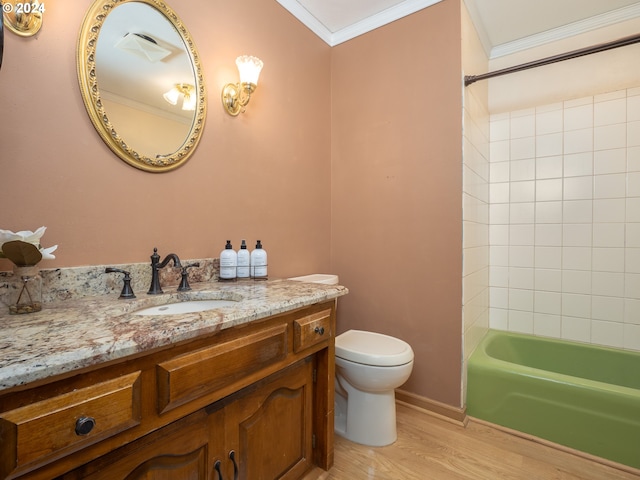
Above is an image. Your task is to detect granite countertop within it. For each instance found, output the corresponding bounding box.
[0,279,348,393]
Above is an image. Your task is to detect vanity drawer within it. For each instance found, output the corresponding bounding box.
[0,371,141,478]
[293,308,332,353]
[157,323,288,413]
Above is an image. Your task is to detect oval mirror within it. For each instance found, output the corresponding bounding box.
[77,0,206,172]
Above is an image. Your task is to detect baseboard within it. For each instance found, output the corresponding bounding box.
[395,389,467,427]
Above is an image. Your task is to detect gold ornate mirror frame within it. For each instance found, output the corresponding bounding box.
[77,0,206,172]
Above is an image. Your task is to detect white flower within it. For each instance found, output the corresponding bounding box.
[0,227,58,260]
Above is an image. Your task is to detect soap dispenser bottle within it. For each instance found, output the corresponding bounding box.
[250,240,268,279]
[219,240,237,280]
[237,240,250,278]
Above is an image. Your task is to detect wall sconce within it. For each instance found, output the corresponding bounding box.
[2,1,45,37]
[163,83,196,111]
[221,55,263,116]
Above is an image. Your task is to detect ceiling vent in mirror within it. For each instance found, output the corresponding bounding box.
[115,32,171,62]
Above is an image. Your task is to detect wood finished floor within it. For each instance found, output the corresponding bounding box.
[304,403,640,480]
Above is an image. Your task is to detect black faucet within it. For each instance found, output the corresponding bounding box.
[148,248,182,295]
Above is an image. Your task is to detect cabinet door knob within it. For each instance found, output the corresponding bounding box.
[214,460,224,479]
[314,326,325,335]
[75,416,96,436]
[229,450,239,480]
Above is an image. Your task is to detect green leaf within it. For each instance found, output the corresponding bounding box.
[1,240,43,266]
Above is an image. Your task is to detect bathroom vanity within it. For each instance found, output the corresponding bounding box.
[0,279,347,480]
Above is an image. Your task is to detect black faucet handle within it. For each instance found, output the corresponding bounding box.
[178,263,200,291]
[105,268,136,299]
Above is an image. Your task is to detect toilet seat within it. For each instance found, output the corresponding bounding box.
[335,330,414,367]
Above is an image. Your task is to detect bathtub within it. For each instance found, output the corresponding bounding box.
[467,330,640,469]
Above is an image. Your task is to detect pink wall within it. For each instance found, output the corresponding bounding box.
[1,0,464,407]
[0,0,332,278]
[330,1,464,406]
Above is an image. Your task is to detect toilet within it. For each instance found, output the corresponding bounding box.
[288,274,414,447]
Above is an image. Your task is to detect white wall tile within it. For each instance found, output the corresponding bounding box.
[593,198,625,223]
[535,246,562,269]
[627,95,640,122]
[509,203,535,224]
[624,298,640,325]
[536,156,562,179]
[509,224,534,245]
[628,172,640,197]
[591,320,624,348]
[563,200,593,223]
[626,198,640,222]
[490,140,510,163]
[510,159,536,181]
[562,247,592,271]
[535,224,562,246]
[562,269,591,294]
[490,246,509,266]
[508,310,534,333]
[592,295,624,321]
[490,287,508,308]
[564,128,593,154]
[629,146,640,172]
[489,307,509,329]
[509,246,534,267]
[592,248,625,272]
[534,291,561,314]
[564,152,593,177]
[626,224,640,248]
[490,266,509,287]
[623,324,640,350]
[562,316,591,342]
[511,113,535,138]
[536,133,563,157]
[564,104,593,131]
[510,180,535,202]
[489,224,509,245]
[490,161,510,183]
[562,224,591,247]
[490,182,510,203]
[562,293,591,317]
[511,137,535,160]
[490,117,510,142]
[536,109,563,135]
[536,201,562,223]
[537,179,563,201]
[594,97,626,126]
[626,248,640,273]
[594,149,626,174]
[593,173,625,199]
[509,267,534,289]
[563,176,592,200]
[592,272,624,297]
[509,288,534,311]
[592,223,625,247]
[533,313,561,337]
[535,268,562,292]
[625,273,640,299]
[490,204,510,224]
[627,121,640,147]
[594,124,626,151]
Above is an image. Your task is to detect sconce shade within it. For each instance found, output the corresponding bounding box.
[236,55,263,87]
[222,55,263,116]
[163,83,195,111]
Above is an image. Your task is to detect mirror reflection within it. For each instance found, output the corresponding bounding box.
[77,0,206,172]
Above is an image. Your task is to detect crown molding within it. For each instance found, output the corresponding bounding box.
[276,0,442,46]
[491,3,640,59]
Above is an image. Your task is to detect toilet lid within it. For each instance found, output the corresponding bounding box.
[335,330,414,366]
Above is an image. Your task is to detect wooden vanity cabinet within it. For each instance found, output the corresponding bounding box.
[0,301,336,480]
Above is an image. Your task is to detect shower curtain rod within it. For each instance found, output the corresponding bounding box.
[464,32,640,86]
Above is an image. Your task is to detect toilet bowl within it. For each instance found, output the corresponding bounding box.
[334,329,414,446]
[287,274,414,447]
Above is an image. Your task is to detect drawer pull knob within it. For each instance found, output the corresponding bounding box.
[214,460,224,479]
[229,450,239,480]
[75,416,96,436]
[314,326,325,335]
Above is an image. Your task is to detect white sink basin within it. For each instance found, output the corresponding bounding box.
[135,300,239,316]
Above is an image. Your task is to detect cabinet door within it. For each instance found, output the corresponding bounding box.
[221,359,314,480]
[59,410,212,480]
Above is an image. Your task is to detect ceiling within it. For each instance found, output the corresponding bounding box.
[276,0,640,54]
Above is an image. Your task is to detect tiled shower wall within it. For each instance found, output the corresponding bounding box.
[489,86,640,351]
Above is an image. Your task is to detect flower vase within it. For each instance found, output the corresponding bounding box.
[9,265,42,314]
